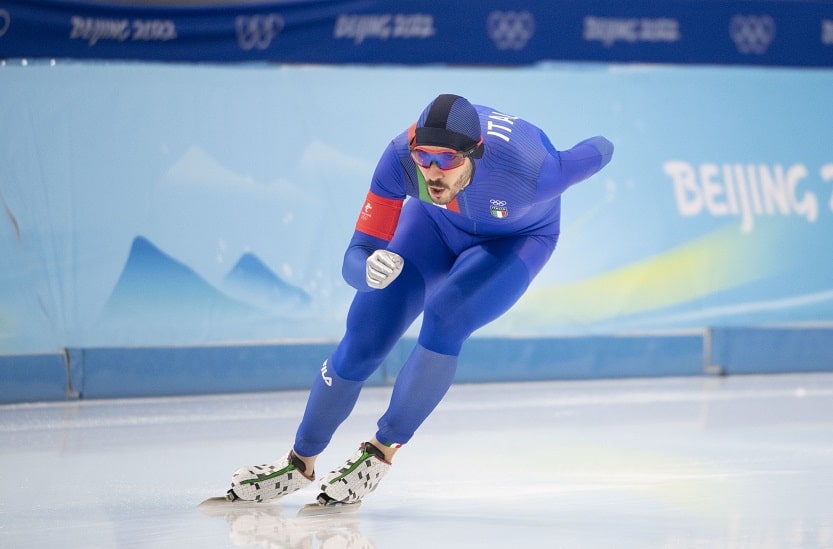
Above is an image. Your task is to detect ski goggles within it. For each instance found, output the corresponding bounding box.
[410,145,477,171]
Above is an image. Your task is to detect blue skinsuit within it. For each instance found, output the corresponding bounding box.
[294,105,613,457]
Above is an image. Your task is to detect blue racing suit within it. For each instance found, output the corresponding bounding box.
[294,105,613,456]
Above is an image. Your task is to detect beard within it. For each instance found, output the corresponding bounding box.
[425,162,473,203]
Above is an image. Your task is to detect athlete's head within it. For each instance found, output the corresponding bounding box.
[413,94,483,156]
[409,94,483,205]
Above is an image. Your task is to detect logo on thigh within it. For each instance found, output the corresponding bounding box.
[320,360,333,387]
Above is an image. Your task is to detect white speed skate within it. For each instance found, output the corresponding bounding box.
[229,451,314,502]
[317,441,392,504]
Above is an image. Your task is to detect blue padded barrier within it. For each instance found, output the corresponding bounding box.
[709,327,833,375]
[69,342,343,400]
[3,329,833,404]
[453,334,706,382]
[0,352,68,404]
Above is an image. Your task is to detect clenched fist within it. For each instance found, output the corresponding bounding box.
[366,249,404,289]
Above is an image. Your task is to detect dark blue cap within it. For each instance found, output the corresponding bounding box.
[414,94,483,156]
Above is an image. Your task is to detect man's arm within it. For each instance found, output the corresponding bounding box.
[341,138,408,291]
[342,230,388,291]
[537,136,614,201]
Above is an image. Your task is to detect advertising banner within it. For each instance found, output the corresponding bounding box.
[1,0,833,67]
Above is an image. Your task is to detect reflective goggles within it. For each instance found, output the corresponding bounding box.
[410,146,472,170]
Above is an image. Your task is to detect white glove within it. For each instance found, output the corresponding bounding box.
[366,249,404,289]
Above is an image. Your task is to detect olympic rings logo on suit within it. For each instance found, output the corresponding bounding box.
[487,11,535,51]
[235,14,285,51]
[489,198,509,219]
[0,9,10,39]
[729,15,776,54]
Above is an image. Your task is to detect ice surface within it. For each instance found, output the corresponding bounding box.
[2,374,832,548]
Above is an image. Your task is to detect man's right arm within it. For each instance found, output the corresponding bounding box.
[341,141,407,291]
[342,230,391,291]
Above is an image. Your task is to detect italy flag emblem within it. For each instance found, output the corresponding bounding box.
[490,200,508,218]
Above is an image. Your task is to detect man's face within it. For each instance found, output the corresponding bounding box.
[414,146,473,206]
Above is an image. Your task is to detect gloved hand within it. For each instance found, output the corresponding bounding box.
[366,249,404,289]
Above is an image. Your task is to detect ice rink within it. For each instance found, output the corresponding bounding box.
[2,373,832,548]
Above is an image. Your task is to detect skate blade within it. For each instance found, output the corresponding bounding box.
[198,496,280,510]
[297,500,361,517]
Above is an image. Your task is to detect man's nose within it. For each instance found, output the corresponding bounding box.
[427,163,444,178]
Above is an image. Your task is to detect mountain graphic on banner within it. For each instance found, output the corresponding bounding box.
[102,236,255,320]
[221,253,310,314]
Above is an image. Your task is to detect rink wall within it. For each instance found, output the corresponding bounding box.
[3,327,833,403]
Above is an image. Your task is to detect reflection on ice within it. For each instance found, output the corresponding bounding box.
[198,499,375,549]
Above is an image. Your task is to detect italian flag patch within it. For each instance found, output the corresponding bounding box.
[490,203,508,218]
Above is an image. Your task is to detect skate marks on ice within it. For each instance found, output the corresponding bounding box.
[198,497,372,548]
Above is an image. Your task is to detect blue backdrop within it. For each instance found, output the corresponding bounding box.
[3,62,832,354]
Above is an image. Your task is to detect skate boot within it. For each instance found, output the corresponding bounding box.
[318,442,392,504]
[229,451,314,502]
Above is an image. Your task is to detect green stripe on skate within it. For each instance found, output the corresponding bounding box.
[240,464,296,485]
[326,450,371,485]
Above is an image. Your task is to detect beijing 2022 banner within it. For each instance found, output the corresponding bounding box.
[1,62,832,352]
[1,0,833,67]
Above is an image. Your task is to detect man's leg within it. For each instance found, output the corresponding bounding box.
[375,234,557,447]
[294,201,456,463]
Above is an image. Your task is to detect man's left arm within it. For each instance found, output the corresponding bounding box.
[537,136,614,200]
